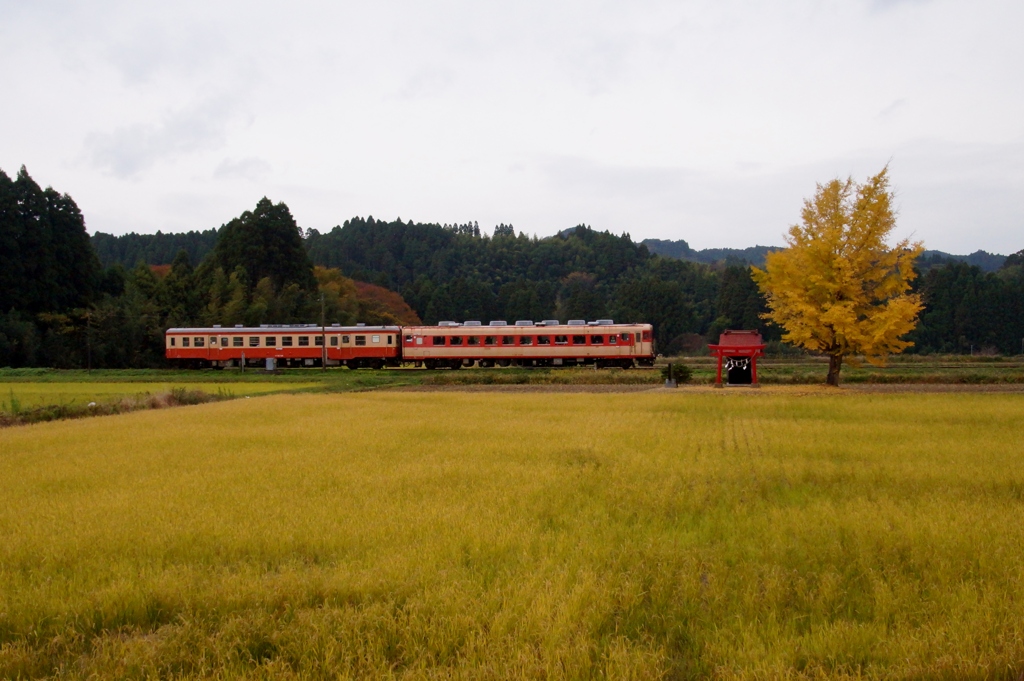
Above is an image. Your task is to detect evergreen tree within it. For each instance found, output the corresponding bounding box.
[160,250,201,326]
[0,166,99,315]
[208,198,315,293]
[556,272,607,321]
[0,169,20,313]
[710,265,778,341]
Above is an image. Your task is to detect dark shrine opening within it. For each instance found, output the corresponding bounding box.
[726,357,753,385]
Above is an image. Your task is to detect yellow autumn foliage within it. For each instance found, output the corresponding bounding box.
[753,167,923,384]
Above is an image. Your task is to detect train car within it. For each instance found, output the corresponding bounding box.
[165,324,400,368]
[400,320,654,369]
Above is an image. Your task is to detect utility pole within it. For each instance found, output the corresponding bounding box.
[320,291,327,371]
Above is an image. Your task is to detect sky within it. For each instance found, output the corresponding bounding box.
[1,0,1021,253]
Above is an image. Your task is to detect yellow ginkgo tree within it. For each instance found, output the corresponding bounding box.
[752,167,924,386]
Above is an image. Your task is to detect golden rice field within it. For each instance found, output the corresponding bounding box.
[1,389,1023,679]
[0,382,314,410]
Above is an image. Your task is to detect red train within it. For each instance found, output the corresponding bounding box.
[165,320,655,369]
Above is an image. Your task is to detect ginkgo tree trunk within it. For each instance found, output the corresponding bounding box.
[752,167,924,386]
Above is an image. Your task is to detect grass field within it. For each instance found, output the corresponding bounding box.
[4,353,1023,394]
[0,382,316,410]
[2,390,1023,679]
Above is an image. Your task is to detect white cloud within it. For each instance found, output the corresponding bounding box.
[85,97,241,178]
[214,157,272,181]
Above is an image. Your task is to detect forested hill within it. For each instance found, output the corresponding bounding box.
[86,214,1024,356]
[92,226,1010,273]
[642,239,779,267]
[4,164,1024,368]
[92,229,218,269]
[916,250,1007,272]
[642,238,1008,272]
[304,219,725,349]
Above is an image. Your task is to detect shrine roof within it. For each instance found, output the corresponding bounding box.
[713,330,764,346]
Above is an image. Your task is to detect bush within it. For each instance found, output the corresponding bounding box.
[660,363,692,383]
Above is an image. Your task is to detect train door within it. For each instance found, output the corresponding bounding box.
[210,335,226,363]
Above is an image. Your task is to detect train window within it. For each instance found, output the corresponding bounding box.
[170,337,176,346]
[485,336,497,345]
[467,336,480,345]
[314,336,323,346]
[221,337,228,346]
[405,335,413,343]
[432,336,446,346]
[554,335,568,345]
[449,336,463,346]
[330,336,338,346]
[342,335,350,344]
[387,335,393,345]
[282,336,293,346]
[355,335,366,346]
[194,337,205,347]
[572,335,586,345]
[249,337,259,347]
[502,336,514,345]
[266,337,276,346]
[609,335,617,344]
[537,336,551,345]
[591,335,604,344]
[210,337,217,346]
[520,336,533,345]
[298,336,309,346]
[233,337,243,347]
[621,333,631,342]
[642,330,652,341]
[182,337,189,347]
[372,335,380,343]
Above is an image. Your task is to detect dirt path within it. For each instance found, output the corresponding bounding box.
[393,384,660,393]
[392,383,1024,394]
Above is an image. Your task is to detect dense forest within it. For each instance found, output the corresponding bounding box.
[3,165,1023,368]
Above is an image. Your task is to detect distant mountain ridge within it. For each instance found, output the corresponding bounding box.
[91,230,1009,274]
[642,238,1007,272]
[642,239,779,268]
[917,250,1006,273]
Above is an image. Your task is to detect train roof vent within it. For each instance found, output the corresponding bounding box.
[332,323,340,327]
[567,319,585,326]
[213,324,222,328]
[260,324,268,328]
[356,323,366,327]
[234,324,243,328]
[515,320,534,326]
[463,320,482,326]
[439,321,461,326]
[489,320,507,326]
[596,319,615,325]
[540,319,560,326]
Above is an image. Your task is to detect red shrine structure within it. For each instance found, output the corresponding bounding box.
[709,330,766,387]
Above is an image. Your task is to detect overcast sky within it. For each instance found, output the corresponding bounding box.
[2,0,1021,253]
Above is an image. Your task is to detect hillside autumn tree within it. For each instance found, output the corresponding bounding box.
[752,167,923,385]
